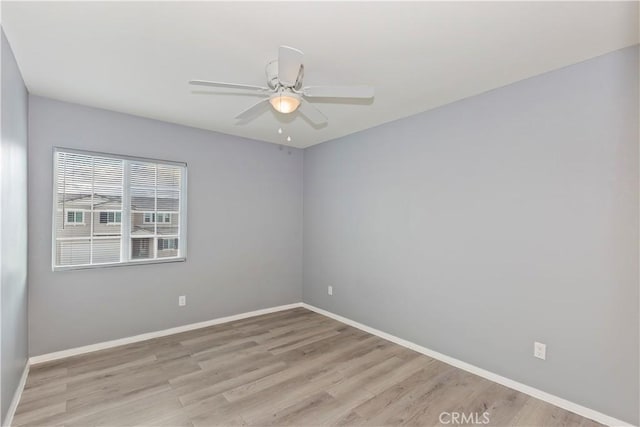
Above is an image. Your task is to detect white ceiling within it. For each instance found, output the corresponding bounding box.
[2,1,638,148]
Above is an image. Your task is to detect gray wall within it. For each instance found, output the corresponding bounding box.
[28,96,303,356]
[1,29,29,423]
[303,46,639,424]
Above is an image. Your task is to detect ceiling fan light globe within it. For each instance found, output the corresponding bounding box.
[269,94,301,114]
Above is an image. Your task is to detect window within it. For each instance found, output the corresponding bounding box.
[99,211,122,224]
[143,212,171,223]
[53,148,187,270]
[158,238,178,251]
[65,211,84,225]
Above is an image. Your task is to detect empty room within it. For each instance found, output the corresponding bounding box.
[1,1,638,426]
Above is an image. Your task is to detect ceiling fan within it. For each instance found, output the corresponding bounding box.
[189,46,374,126]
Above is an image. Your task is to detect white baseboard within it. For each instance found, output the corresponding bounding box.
[2,361,29,427]
[301,303,634,427]
[29,302,303,365]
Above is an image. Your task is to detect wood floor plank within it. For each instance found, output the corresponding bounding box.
[249,391,337,426]
[222,336,378,402]
[176,361,289,406]
[12,402,67,426]
[266,387,374,426]
[436,382,530,427]
[352,361,450,420]
[326,356,407,397]
[402,370,491,426]
[13,308,604,427]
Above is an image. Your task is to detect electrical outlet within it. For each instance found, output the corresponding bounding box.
[179,295,186,307]
[534,341,546,360]
[328,286,333,296]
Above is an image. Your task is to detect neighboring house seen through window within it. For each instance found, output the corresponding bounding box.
[53,148,187,270]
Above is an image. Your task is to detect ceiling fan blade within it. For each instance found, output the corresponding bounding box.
[189,80,269,91]
[298,99,328,125]
[278,46,304,87]
[235,99,271,121]
[302,85,374,99]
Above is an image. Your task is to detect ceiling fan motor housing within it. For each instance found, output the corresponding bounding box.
[266,60,304,90]
[265,60,279,89]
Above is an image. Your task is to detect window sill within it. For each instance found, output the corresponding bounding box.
[52,257,186,272]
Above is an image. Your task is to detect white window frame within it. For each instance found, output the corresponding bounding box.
[64,210,85,225]
[52,147,188,271]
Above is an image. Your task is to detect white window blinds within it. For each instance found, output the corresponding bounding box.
[53,148,187,270]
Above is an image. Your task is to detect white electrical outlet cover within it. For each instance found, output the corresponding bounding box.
[328,286,333,296]
[534,341,546,360]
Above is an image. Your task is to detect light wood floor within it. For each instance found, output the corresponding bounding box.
[14,308,602,427]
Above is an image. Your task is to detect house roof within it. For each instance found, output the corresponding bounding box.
[58,193,179,211]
